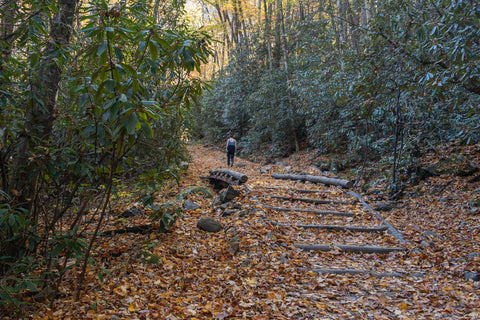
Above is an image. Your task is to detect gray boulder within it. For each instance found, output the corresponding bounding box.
[183,200,200,210]
[197,217,222,233]
[220,185,240,203]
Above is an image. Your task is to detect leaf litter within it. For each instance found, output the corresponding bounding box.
[26,143,480,319]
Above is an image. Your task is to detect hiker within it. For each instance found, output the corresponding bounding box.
[225,135,237,167]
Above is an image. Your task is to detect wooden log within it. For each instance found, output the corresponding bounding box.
[210,169,248,183]
[263,205,356,217]
[297,224,388,233]
[270,195,354,205]
[294,243,405,254]
[271,173,353,188]
[347,191,408,244]
[255,186,332,194]
[272,221,388,233]
[303,268,424,278]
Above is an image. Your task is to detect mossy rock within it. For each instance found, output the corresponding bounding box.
[417,155,478,179]
[177,186,214,201]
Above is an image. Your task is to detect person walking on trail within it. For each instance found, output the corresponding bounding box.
[226,135,237,167]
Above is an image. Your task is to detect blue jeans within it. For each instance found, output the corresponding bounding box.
[227,151,235,166]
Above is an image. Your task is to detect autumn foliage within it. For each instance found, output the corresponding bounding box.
[14,143,479,319]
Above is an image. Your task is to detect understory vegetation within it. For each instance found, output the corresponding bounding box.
[193,0,480,193]
[0,0,211,313]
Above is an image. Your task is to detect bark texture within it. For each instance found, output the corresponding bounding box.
[271,173,353,188]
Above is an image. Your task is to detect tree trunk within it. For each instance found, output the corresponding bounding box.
[0,0,17,57]
[10,0,79,209]
[337,0,347,45]
[277,0,300,152]
[263,0,273,70]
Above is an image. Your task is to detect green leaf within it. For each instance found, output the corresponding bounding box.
[114,46,124,62]
[105,79,116,93]
[79,93,89,107]
[139,118,153,137]
[149,41,158,61]
[126,113,138,135]
[97,40,108,56]
[0,190,11,201]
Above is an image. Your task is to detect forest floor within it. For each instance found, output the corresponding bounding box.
[29,142,480,320]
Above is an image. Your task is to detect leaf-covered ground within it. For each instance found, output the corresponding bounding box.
[28,143,480,319]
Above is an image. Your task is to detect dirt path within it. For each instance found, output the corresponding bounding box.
[31,143,480,319]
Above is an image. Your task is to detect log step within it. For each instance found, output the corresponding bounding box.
[294,243,405,254]
[254,186,332,194]
[270,221,387,233]
[263,205,357,217]
[271,173,353,188]
[270,195,354,205]
[297,224,387,233]
[303,268,424,278]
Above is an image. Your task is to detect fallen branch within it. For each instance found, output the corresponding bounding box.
[263,205,356,217]
[294,243,405,254]
[271,173,353,188]
[302,268,424,278]
[348,192,408,244]
[296,224,387,233]
[255,186,331,194]
[99,225,153,236]
[270,195,354,205]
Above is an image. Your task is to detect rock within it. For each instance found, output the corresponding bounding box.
[240,258,252,267]
[314,160,344,173]
[120,207,144,218]
[183,200,200,210]
[467,252,480,260]
[179,161,189,170]
[227,241,240,255]
[420,240,431,247]
[374,203,394,211]
[422,230,445,240]
[416,155,478,180]
[238,209,250,217]
[220,185,240,203]
[470,197,480,208]
[197,217,222,233]
[221,209,236,217]
[212,196,222,207]
[464,271,480,281]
